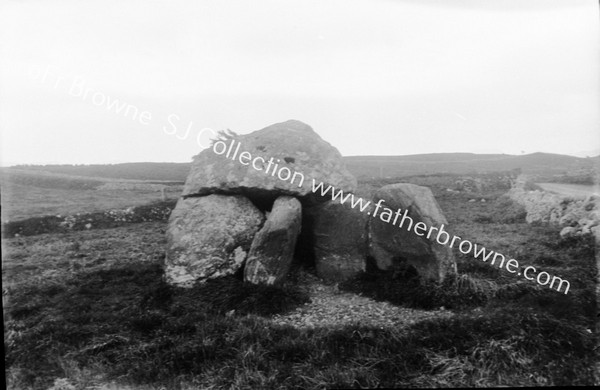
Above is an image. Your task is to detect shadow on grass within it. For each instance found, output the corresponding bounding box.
[5,262,309,389]
[5,258,597,389]
[340,262,494,311]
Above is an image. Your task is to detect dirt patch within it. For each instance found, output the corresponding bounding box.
[271,270,455,329]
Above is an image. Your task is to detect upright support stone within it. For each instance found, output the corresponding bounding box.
[307,200,370,282]
[368,183,457,282]
[244,196,302,285]
[165,194,264,287]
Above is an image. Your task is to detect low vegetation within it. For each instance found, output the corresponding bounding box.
[0,170,103,191]
[3,172,598,389]
[10,163,190,182]
[473,195,527,224]
[2,201,175,238]
[342,266,497,311]
[0,169,182,222]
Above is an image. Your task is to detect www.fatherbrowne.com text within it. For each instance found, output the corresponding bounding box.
[210,137,571,294]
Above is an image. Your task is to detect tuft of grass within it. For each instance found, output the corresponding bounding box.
[340,265,496,310]
[455,273,498,299]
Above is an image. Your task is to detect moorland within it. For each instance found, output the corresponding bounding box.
[2,152,598,389]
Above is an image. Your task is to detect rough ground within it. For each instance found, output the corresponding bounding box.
[272,270,455,329]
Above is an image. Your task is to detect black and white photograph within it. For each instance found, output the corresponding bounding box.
[1,0,599,388]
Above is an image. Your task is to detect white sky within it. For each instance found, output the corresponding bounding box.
[0,0,598,165]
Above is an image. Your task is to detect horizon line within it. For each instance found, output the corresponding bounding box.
[2,150,599,168]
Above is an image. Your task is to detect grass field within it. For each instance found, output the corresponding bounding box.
[8,151,598,182]
[0,169,182,222]
[2,171,598,389]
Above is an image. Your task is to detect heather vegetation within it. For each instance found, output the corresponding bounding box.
[3,171,598,389]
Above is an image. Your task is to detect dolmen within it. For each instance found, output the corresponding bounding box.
[164,119,456,287]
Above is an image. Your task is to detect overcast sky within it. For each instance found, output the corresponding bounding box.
[0,0,598,165]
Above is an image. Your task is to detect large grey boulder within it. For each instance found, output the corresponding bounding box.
[244,196,302,285]
[182,120,357,200]
[307,201,370,282]
[368,183,456,282]
[165,195,264,287]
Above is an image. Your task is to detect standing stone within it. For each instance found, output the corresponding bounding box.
[244,196,302,285]
[165,194,264,287]
[369,183,457,282]
[182,120,357,200]
[307,200,370,282]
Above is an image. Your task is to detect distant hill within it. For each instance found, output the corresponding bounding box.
[10,162,190,182]
[8,152,598,182]
[344,152,597,179]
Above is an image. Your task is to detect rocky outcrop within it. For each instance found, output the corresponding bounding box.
[165,195,264,287]
[507,187,563,224]
[307,201,370,282]
[508,176,599,238]
[368,184,457,282]
[558,197,599,238]
[453,171,518,194]
[244,196,302,285]
[182,120,357,201]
